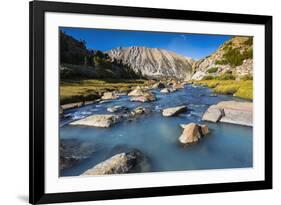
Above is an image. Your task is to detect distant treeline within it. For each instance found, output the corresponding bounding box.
[59,31,141,79]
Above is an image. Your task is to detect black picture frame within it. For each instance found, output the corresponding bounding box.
[29,0,272,204]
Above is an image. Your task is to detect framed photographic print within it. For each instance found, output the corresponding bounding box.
[29,0,272,204]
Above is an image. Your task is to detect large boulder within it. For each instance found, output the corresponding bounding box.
[162,106,187,117]
[82,150,149,175]
[130,91,156,102]
[128,87,146,96]
[202,105,223,122]
[178,123,210,144]
[202,101,253,126]
[70,114,120,128]
[101,92,118,100]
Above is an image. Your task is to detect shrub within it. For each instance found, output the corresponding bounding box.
[222,47,244,67]
[202,75,214,80]
[217,73,236,80]
[198,80,219,88]
[215,59,228,65]
[216,46,253,67]
[207,67,219,73]
[242,47,253,59]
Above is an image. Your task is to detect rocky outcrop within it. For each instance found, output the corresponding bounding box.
[162,106,187,117]
[179,123,210,144]
[82,150,149,175]
[202,101,253,126]
[107,46,194,80]
[70,114,120,128]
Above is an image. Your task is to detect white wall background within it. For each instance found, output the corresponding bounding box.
[0,0,279,204]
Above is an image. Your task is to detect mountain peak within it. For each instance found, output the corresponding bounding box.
[107,46,194,80]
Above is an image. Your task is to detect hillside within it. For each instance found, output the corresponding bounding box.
[192,36,253,80]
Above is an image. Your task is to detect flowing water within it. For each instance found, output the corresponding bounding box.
[60,84,253,176]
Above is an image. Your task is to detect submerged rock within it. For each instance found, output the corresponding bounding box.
[82,150,150,175]
[202,101,253,126]
[162,106,187,117]
[101,92,118,100]
[178,123,210,144]
[60,139,96,171]
[70,114,120,128]
[209,93,218,97]
[130,91,156,102]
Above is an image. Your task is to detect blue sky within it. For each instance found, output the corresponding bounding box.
[60,27,232,60]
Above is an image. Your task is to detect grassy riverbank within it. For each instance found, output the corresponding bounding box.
[192,79,253,100]
[60,79,147,105]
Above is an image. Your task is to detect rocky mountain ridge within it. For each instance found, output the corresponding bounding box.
[107,46,194,80]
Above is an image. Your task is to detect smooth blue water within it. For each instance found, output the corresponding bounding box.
[60,84,253,176]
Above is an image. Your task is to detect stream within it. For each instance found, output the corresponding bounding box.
[60,84,253,177]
